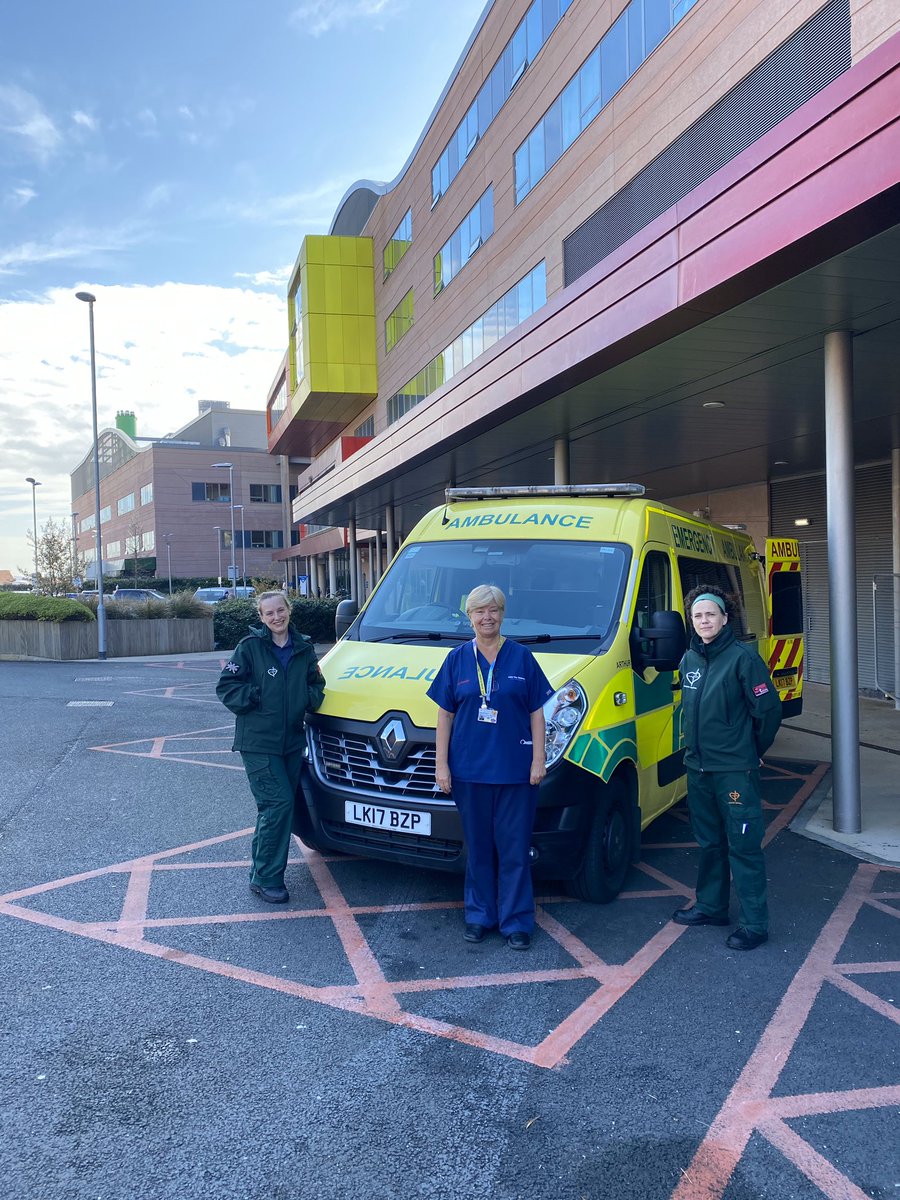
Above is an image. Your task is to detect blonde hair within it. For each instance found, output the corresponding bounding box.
[256,590,290,613]
[465,584,506,615]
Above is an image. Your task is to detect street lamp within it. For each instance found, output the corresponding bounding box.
[213,526,223,584]
[76,290,107,659]
[233,504,247,586]
[162,533,173,596]
[25,477,41,588]
[212,462,236,597]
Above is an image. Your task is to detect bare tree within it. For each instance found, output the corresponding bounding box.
[24,518,87,596]
[125,515,144,584]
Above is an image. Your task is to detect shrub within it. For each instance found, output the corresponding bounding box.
[168,590,212,619]
[0,594,95,623]
[213,596,339,650]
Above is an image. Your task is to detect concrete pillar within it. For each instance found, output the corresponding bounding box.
[375,529,383,579]
[892,446,900,711]
[348,518,358,603]
[327,550,337,596]
[385,504,395,563]
[554,437,570,485]
[824,331,861,833]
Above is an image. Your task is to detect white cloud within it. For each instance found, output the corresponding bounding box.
[5,184,37,210]
[0,282,287,573]
[0,84,61,164]
[215,177,349,228]
[72,110,98,132]
[0,220,149,275]
[289,0,402,37]
[234,265,293,288]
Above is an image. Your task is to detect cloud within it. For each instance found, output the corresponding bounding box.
[0,84,61,164]
[0,281,288,572]
[233,265,293,288]
[0,220,150,275]
[4,184,37,210]
[289,0,402,37]
[135,107,158,136]
[215,177,349,228]
[72,110,98,132]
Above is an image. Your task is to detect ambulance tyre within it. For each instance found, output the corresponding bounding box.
[567,777,633,904]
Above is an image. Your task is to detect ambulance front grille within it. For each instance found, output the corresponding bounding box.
[310,726,445,802]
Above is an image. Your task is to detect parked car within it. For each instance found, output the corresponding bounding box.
[111,587,166,602]
[193,586,256,605]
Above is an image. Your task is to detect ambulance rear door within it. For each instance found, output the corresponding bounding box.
[765,537,804,718]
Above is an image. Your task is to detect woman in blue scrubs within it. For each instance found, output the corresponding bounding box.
[428,585,553,949]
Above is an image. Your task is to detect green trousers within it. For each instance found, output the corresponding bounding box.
[686,767,768,934]
[241,751,305,888]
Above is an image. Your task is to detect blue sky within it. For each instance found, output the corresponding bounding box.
[0,0,487,575]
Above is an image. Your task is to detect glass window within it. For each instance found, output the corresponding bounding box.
[140,483,153,505]
[106,540,121,558]
[142,530,155,551]
[117,493,135,516]
[601,12,628,104]
[192,481,230,503]
[290,283,304,388]
[249,483,282,503]
[580,48,601,123]
[383,208,412,279]
[434,188,493,295]
[100,506,111,524]
[355,416,375,438]
[627,1,644,70]
[644,0,670,55]
[385,289,415,352]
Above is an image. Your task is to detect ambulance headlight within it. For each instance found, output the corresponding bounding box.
[543,680,587,767]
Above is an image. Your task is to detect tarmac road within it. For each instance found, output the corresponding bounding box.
[1,655,898,1200]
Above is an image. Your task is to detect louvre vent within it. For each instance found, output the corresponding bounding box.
[563,0,851,286]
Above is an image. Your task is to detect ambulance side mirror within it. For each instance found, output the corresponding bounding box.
[632,610,686,672]
[335,598,359,639]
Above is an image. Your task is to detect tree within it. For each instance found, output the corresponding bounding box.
[125,515,144,584]
[24,517,87,596]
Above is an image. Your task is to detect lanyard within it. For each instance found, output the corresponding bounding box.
[473,638,504,706]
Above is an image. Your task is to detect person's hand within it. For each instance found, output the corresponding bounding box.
[436,765,452,795]
[530,759,547,787]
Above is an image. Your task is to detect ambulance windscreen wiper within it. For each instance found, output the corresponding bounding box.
[367,632,471,643]
[514,634,603,643]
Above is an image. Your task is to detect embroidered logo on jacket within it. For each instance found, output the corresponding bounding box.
[753,683,770,696]
[683,669,702,689]
[224,662,239,674]
[729,790,741,803]
[267,667,278,677]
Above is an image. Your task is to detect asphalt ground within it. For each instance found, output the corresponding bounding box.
[1,656,898,1200]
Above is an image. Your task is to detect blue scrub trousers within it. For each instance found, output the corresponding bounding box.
[453,780,537,935]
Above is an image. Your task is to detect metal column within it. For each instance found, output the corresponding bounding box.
[893,446,900,711]
[375,529,383,580]
[385,505,395,563]
[327,551,337,597]
[554,437,570,486]
[348,518,358,602]
[824,331,861,833]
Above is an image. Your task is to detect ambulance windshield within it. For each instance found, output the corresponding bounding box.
[357,538,630,649]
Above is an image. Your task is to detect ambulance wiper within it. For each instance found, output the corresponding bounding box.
[367,632,470,643]
[515,634,601,643]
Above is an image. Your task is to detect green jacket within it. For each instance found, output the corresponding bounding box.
[216,625,325,755]
[679,625,781,772]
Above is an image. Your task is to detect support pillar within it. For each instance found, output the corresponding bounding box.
[348,518,358,603]
[385,504,396,563]
[824,331,861,833]
[327,550,337,597]
[554,437,570,485]
[892,446,900,710]
[375,529,383,579]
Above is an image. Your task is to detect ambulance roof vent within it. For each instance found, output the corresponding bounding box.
[445,483,645,502]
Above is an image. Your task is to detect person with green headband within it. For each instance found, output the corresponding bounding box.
[672,583,782,951]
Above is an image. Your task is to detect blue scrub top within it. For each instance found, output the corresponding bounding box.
[427,638,554,784]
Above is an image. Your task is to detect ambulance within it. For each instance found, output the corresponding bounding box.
[296,485,803,902]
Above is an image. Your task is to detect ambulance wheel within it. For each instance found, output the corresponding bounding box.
[567,778,633,904]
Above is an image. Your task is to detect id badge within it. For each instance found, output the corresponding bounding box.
[477,706,498,725]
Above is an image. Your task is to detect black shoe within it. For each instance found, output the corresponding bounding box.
[464,923,486,943]
[672,906,729,927]
[507,931,531,950]
[250,882,289,904]
[726,927,768,951]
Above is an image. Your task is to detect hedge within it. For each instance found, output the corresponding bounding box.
[0,594,95,623]
[214,597,339,650]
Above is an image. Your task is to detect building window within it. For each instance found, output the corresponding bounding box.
[81,514,95,533]
[388,261,546,424]
[142,530,155,551]
[431,0,573,208]
[192,482,231,503]
[101,505,111,524]
[385,289,415,352]
[249,483,282,504]
[355,416,375,438]
[117,493,135,516]
[250,530,284,549]
[515,0,698,204]
[383,209,412,279]
[140,483,153,505]
[290,283,304,391]
[434,188,493,296]
[106,540,121,558]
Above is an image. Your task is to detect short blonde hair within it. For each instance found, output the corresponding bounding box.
[256,590,290,614]
[465,584,506,615]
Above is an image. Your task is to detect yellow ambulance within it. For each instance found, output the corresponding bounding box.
[297,485,803,902]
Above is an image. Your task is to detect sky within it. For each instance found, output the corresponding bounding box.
[0,0,487,577]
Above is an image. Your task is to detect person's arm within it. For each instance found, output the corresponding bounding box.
[529,707,546,786]
[306,649,326,712]
[435,707,454,795]
[215,641,260,715]
[741,652,782,759]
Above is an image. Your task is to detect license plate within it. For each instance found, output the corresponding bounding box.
[344,800,432,836]
[774,673,797,690]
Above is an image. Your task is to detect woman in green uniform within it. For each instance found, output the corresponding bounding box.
[216,591,325,903]
[673,584,781,951]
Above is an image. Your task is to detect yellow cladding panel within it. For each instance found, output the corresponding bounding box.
[326,319,344,363]
[305,263,326,313]
[304,237,325,265]
[323,265,342,314]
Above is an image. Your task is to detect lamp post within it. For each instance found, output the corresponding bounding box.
[233,504,247,586]
[212,462,236,596]
[213,526,223,584]
[76,291,107,658]
[25,477,41,588]
[162,533,173,596]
